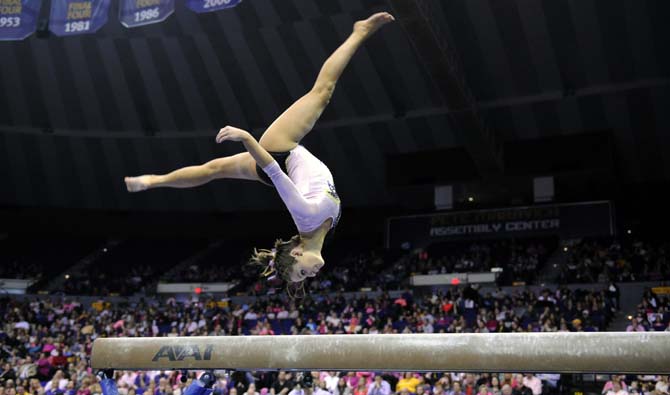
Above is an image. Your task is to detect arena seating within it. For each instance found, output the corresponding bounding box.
[0,285,660,395]
[559,238,669,284]
[2,236,667,297]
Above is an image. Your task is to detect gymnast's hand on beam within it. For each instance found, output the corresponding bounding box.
[215,126,251,143]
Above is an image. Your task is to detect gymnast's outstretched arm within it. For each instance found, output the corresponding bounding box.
[215,126,273,168]
[216,125,318,222]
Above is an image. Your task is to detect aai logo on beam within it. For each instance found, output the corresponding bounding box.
[152,345,214,361]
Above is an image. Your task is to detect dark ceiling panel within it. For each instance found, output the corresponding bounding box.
[25,134,52,205]
[146,36,196,132]
[541,0,588,90]
[0,64,13,126]
[601,95,640,182]
[625,89,664,181]
[651,88,670,179]
[576,95,608,133]
[83,137,119,209]
[13,42,50,129]
[567,0,609,86]
[554,98,584,135]
[81,36,124,131]
[113,38,161,134]
[488,0,541,96]
[531,100,562,138]
[63,38,107,130]
[130,38,180,132]
[0,51,29,126]
[442,0,502,101]
[0,0,668,212]
[0,134,16,204]
[515,0,562,93]
[594,0,636,83]
[622,0,659,79]
[162,37,216,132]
[48,39,89,130]
[68,137,105,209]
[647,1,670,77]
[96,38,144,132]
[3,133,35,205]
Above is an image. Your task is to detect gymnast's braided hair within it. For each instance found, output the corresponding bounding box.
[250,235,306,298]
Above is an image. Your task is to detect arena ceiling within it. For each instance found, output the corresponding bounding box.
[0,0,668,211]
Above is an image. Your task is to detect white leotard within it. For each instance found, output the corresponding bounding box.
[262,145,341,234]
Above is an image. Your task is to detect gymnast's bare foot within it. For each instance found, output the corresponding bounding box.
[124,176,152,192]
[354,12,395,38]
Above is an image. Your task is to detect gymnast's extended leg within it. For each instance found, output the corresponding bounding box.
[258,12,395,153]
[124,12,393,192]
[124,153,258,191]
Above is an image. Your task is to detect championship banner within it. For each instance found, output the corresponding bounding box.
[49,0,110,36]
[185,0,240,14]
[119,0,173,28]
[0,0,41,41]
[386,201,614,248]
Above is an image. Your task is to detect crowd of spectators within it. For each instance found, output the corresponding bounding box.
[2,233,558,297]
[3,282,669,395]
[387,239,554,287]
[2,234,666,299]
[598,375,669,395]
[560,239,669,284]
[161,241,400,296]
[624,289,670,332]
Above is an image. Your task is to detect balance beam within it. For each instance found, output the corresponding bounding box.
[91,332,670,373]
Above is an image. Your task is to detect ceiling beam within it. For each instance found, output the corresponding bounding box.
[2,78,667,139]
[386,0,503,177]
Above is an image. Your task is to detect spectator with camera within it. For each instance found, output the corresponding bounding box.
[287,373,314,395]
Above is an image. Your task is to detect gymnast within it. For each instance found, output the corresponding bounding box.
[124,12,395,291]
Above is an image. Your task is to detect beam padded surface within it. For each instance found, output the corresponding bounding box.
[92,332,670,373]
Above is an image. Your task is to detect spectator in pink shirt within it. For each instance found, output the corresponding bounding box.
[602,376,627,394]
[626,318,646,332]
[36,353,52,380]
[344,373,360,389]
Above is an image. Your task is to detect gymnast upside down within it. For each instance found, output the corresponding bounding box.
[124,12,394,289]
